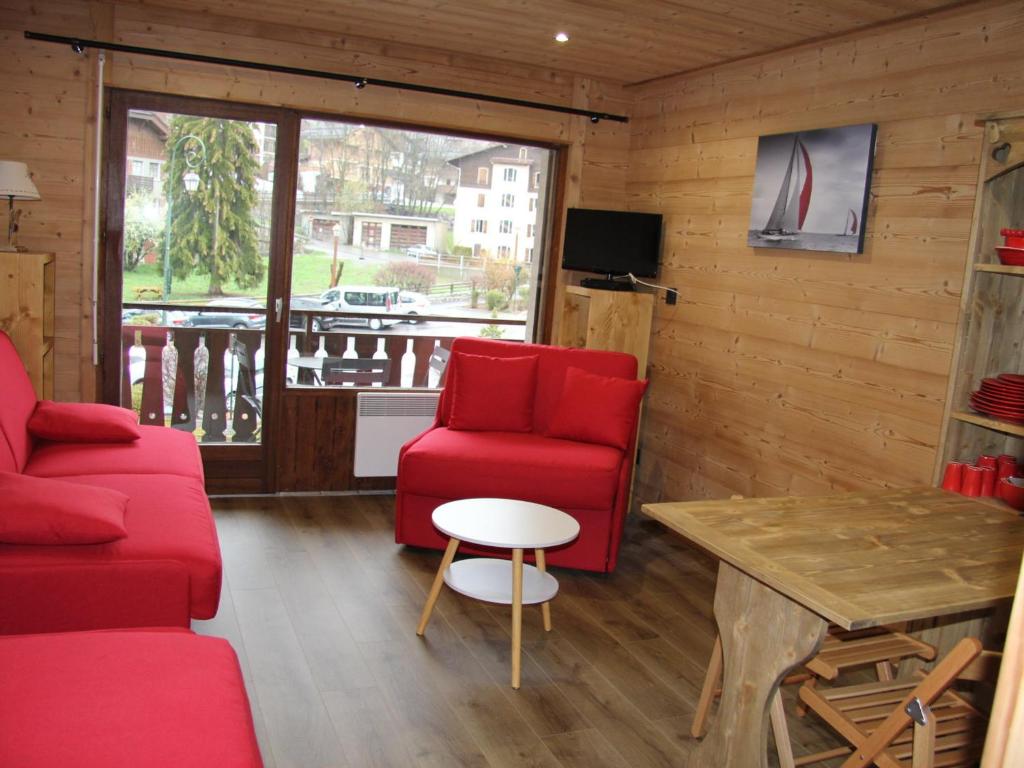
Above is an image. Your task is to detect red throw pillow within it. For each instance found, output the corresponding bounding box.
[547,367,648,450]
[28,401,142,443]
[0,472,129,545]
[448,352,539,432]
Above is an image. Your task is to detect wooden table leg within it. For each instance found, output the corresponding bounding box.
[535,548,552,632]
[687,562,828,768]
[416,537,460,636]
[512,547,524,689]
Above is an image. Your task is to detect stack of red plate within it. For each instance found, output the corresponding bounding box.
[970,374,1024,422]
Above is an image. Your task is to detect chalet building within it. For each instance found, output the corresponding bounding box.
[125,110,168,195]
[448,144,548,262]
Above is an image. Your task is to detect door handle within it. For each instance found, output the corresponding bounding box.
[274,297,283,323]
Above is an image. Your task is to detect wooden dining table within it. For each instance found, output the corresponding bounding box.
[641,487,1024,768]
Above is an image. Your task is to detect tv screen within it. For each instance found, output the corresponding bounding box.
[562,208,663,278]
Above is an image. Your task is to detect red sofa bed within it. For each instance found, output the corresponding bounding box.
[0,628,262,767]
[0,331,221,634]
[395,337,644,572]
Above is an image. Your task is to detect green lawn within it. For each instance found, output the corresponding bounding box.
[120,250,387,303]
[121,250,463,303]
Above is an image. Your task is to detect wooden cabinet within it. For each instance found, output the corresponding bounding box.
[0,251,55,399]
[558,286,654,376]
[934,114,1024,478]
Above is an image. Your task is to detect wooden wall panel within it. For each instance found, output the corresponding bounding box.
[0,0,629,404]
[629,0,1024,505]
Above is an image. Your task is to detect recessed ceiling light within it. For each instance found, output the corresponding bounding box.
[554,32,569,43]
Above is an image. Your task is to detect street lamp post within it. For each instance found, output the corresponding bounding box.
[162,133,206,301]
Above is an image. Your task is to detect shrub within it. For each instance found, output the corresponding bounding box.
[373,261,436,293]
[485,289,508,312]
[484,259,515,295]
[480,324,505,339]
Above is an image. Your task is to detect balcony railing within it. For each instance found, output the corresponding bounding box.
[120,302,525,443]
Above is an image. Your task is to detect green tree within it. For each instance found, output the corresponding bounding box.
[164,116,264,296]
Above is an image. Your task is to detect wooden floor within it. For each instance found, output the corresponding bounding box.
[196,494,844,767]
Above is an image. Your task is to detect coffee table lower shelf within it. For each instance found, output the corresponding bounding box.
[444,558,559,605]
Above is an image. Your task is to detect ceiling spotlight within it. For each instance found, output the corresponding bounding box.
[590,115,600,124]
[70,40,85,54]
[554,32,569,43]
[354,78,368,89]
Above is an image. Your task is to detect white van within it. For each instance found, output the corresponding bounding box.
[319,286,403,330]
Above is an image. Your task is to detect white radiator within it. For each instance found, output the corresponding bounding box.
[354,391,440,477]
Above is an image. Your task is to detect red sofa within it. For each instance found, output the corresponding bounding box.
[0,628,262,767]
[0,331,221,634]
[395,337,643,572]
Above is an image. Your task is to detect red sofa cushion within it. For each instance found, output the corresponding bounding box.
[547,367,648,450]
[439,338,638,434]
[0,473,221,619]
[0,331,38,472]
[25,424,206,481]
[0,629,262,768]
[398,428,623,510]
[448,352,538,432]
[0,472,128,545]
[28,400,142,443]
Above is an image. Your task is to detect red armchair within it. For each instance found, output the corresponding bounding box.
[395,337,645,572]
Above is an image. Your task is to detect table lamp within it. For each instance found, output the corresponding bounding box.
[0,160,41,252]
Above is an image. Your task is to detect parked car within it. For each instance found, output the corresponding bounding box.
[318,286,403,330]
[182,298,266,329]
[398,291,431,323]
[406,244,438,259]
[289,296,330,331]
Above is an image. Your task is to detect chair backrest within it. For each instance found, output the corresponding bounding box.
[421,345,450,388]
[438,338,638,434]
[230,337,260,413]
[841,637,987,768]
[322,356,391,386]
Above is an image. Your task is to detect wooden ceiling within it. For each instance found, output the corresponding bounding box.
[110,0,973,85]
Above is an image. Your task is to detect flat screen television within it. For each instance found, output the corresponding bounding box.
[562,208,663,278]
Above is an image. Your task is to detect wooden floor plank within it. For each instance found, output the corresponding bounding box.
[232,587,353,768]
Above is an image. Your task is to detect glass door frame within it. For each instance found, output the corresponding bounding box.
[101,89,299,493]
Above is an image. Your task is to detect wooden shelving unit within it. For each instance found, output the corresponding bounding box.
[934,113,1024,479]
[0,251,55,399]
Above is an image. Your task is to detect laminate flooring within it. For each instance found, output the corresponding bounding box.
[195,494,845,767]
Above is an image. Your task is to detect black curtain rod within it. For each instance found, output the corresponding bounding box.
[25,31,628,124]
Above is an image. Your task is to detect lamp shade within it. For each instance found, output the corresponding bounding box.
[0,161,40,200]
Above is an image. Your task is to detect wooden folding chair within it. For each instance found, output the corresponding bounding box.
[691,627,936,766]
[796,637,998,767]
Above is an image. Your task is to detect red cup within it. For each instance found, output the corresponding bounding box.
[962,465,984,497]
[997,455,1018,481]
[981,466,997,497]
[941,462,965,492]
[977,454,998,470]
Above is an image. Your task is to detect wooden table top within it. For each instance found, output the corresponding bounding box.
[642,487,1024,630]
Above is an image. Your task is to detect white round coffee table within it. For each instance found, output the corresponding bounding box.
[415,498,580,689]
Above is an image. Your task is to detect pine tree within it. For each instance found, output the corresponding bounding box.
[164,115,264,296]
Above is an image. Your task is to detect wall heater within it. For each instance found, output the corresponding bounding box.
[353,391,440,477]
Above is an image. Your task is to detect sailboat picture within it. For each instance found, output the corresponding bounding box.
[748,123,877,254]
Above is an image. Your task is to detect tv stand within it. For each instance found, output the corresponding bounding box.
[579,277,634,291]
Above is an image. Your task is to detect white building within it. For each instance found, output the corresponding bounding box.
[448,144,548,263]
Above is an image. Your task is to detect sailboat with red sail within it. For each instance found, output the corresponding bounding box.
[759,135,812,241]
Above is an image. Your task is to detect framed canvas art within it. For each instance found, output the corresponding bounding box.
[747,123,877,254]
